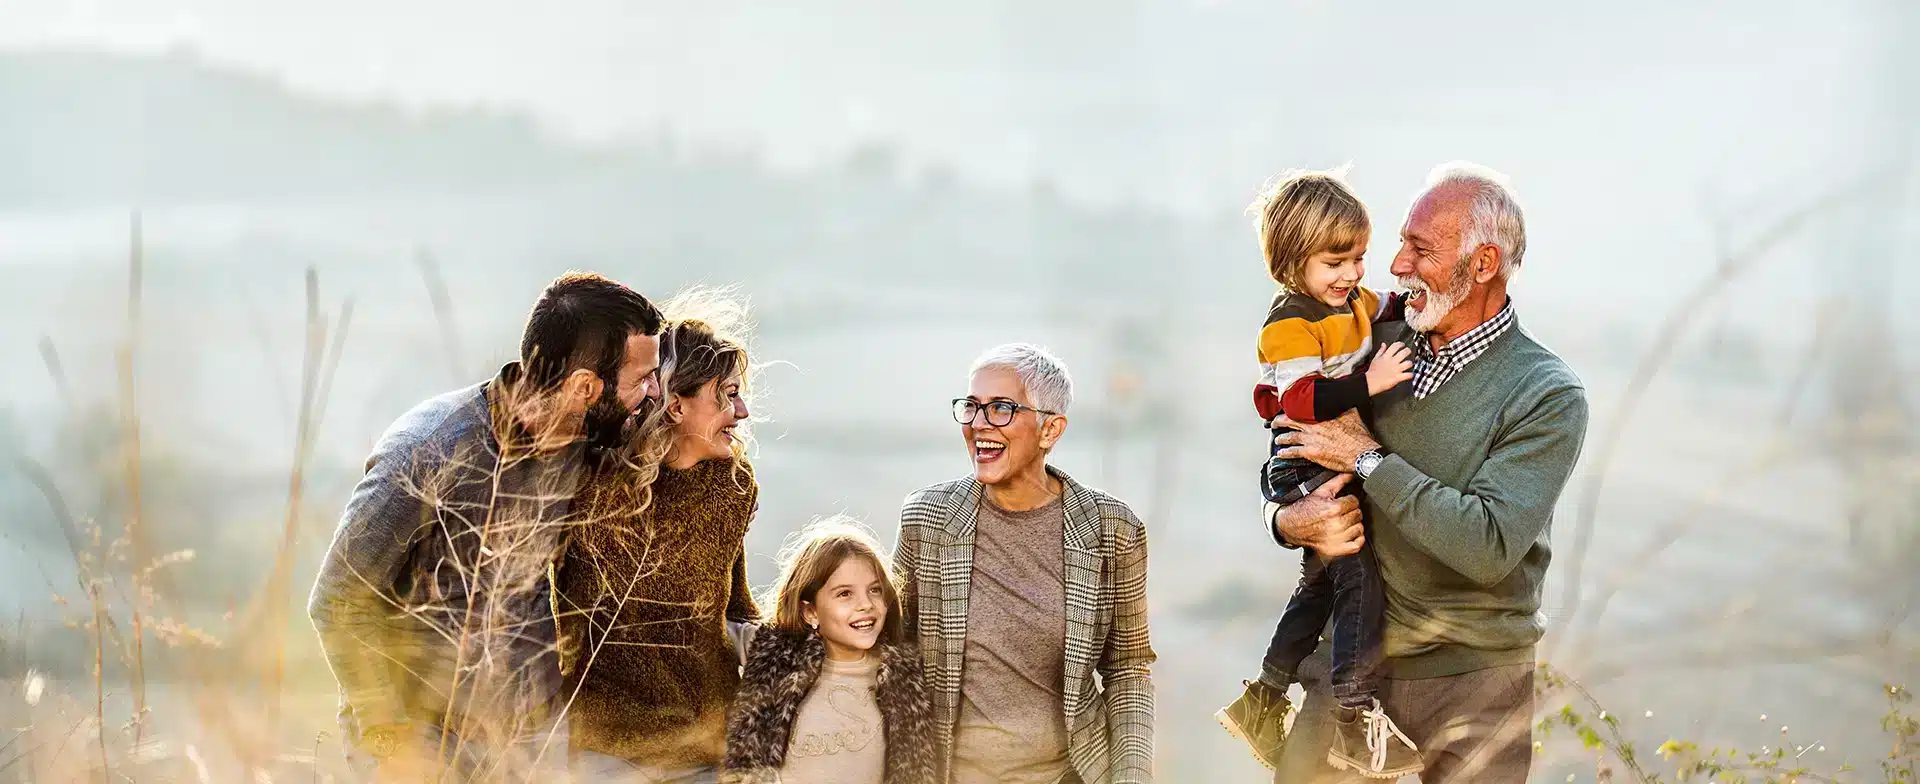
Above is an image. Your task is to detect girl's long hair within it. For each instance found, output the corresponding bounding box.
[607,285,757,520]
[766,517,904,646]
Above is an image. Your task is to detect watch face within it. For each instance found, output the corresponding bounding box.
[1357,452,1382,475]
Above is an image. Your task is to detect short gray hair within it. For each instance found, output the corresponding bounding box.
[968,343,1074,416]
[1425,161,1527,278]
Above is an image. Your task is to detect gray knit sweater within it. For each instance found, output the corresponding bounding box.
[1360,317,1589,679]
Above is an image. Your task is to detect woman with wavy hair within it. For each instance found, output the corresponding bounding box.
[553,288,762,784]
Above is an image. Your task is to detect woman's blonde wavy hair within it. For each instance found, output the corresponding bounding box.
[607,284,759,520]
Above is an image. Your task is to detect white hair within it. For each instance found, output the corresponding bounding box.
[1425,161,1527,278]
[968,342,1074,416]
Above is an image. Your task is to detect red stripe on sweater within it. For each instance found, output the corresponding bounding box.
[1278,374,1325,423]
[1254,384,1281,422]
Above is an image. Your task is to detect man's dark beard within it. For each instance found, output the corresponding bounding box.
[584,382,636,451]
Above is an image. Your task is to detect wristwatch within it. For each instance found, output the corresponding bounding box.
[1354,447,1391,480]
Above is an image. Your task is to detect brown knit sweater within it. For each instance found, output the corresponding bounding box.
[555,457,761,766]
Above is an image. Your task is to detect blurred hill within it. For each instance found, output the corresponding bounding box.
[0,47,1215,292]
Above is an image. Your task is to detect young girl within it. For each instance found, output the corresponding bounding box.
[721,520,936,784]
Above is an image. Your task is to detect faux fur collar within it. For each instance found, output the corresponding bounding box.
[722,626,936,784]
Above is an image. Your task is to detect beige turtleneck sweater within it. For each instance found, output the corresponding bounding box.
[781,653,886,784]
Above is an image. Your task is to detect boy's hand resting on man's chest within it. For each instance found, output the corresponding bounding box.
[1366,342,1414,396]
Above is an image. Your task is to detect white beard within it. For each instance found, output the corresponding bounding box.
[1401,264,1473,333]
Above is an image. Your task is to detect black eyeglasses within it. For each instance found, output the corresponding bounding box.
[951,398,1057,428]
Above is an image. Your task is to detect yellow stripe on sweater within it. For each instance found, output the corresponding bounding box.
[1257,287,1379,366]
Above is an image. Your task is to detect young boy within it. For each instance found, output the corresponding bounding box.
[1214,168,1423,778]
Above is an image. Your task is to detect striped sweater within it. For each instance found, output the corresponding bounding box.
[1253,286,1391,424]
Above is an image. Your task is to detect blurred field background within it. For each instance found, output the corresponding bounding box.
[0,1,1914,780]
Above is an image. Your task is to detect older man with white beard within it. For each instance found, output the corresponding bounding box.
[1263,162,1589,783]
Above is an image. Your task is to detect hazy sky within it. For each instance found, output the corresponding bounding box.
[0,0,1893,216]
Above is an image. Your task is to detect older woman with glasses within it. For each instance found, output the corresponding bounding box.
[891,343,1157,784]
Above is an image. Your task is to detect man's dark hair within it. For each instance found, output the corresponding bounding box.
[520,272,664,390]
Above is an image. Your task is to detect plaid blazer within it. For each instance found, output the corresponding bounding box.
[892,467,1155,784]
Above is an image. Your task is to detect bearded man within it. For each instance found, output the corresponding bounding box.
[309,272,664,779]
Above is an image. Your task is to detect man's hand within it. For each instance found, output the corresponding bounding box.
[1365,343,1414,396]
[1273,409,1382,472]
[1268,474,1365,557]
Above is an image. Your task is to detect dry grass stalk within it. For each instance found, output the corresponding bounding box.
[416,247,467,385]
[37,337,76,412]
[119,211,150,747]
[260,268,326,739]
[259,267,353,760]
[89,582,107,778]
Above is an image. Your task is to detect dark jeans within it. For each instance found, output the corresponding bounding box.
[1262,427,1341,505]
[1259,542,1385,709]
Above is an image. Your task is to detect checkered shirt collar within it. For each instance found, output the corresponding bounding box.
[1410,299,1516,399]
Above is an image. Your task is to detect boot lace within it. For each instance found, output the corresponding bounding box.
[1362,699,1418,772]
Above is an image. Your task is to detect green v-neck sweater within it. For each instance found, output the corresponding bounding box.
[1361,318,1589,679]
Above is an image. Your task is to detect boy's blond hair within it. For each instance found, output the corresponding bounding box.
[1249,167,1371,293]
